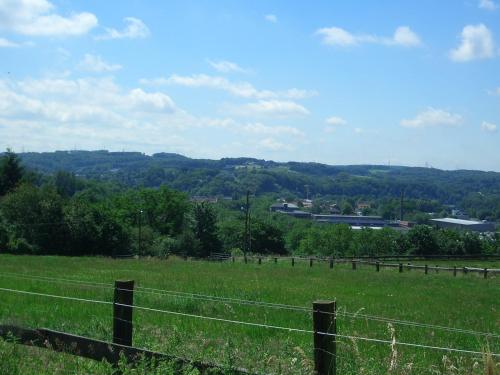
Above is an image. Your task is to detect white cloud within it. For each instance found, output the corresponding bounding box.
[243,100,309,117]
[325,116,347,126]
[264,14,277,23]
[0,77,177,130]
[392,26,422,47]
[481,121,497,132]
[97,17,150,40]
[77,54,122,73]
[128,88,175,112]
[0,37,20,47]
[449,24,495,62]
[0,75,309,156]
[0,0,97,36]
[241,122,304,137]
[207,59,247,73]
[192,118,304,139]
[284,88,318,99]
[316,25,422,47]
[258,138,292,151]
[0,77,202,155]
[140,74,317,100]
[316,27,359,46]
[401,108,462,128]
[147,74,274,98]
[479,0,498,10]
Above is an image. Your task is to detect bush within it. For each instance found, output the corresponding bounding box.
[7,237,37,254]
[0,222,9,251]
[230,247,243,256]
[150,236,177,258]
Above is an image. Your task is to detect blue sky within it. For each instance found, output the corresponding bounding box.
[0,0,499,171]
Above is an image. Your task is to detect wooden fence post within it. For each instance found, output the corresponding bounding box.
[113,280,134,347]
[484,268,488,279]
[376,262,380,272]
[274,257,277,264]
[313,301,336,375]
[407,263,411,271]
[258,257,262,265]
[329,258,334,269]
[352,261,356,270]
[244,256,248,264]
[232,256,235,263]
[435,265,439,274]
[424,265,428,275]
[310,258,313,268]
[399,263,403,273]
[453,266,457,277]
[292,257,295,267]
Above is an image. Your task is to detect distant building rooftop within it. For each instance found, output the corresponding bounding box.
[278,210,311,218]
[270,202,299,212]
[431,218,483,225]
[430,218,495,232]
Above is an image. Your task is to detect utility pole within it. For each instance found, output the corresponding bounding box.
[400,189,405,221]
[244,190,251,259]
[138,209,143,255]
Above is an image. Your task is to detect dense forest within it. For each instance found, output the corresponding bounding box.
[17,150,500,220]
[0,150,499,258]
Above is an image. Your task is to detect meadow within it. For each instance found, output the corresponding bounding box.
[0,254,499,374]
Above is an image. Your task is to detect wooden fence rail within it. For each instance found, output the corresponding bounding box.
[0,324,252,374]
[229,256,499,278]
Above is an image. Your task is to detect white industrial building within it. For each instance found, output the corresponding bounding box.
[430,218,495,232]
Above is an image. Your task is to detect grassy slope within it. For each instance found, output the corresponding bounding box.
[0,255,499,374]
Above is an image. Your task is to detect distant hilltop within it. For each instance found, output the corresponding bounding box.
[13,150,500,206]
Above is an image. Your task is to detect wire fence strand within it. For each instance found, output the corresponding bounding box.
[2,271,499,339]
[0,286,498,359]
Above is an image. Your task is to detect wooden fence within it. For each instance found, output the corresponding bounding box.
[0,280,338,375]
[227,256,500,278]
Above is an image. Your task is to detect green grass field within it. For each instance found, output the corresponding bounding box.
[0,254,499,374]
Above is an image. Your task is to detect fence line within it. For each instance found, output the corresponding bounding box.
[0,285,498,360]
[0,271,312,312]
[233,254,500,261]
[2,271,499,339]
[339,311,500,338]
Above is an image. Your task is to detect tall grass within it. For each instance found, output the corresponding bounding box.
[0,255,498,374]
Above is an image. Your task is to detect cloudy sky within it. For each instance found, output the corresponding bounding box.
[1,0,499,171]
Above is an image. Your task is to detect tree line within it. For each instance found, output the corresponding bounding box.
[16,150,500,221]
[0,151,498,258]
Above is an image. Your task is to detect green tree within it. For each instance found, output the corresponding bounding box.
[0,219,9,250]
[298,224,353,257]
[218,219,244,252]
[1,184,66,254]
[461,232,483,255]
[193,202,222,257]
[435,229,464,255]
[407,225,438,255]
[64,199,130,256]
[54,171,83,197]
[0,149,24,196]
[341,202,354,215]
[251,219,286,255]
